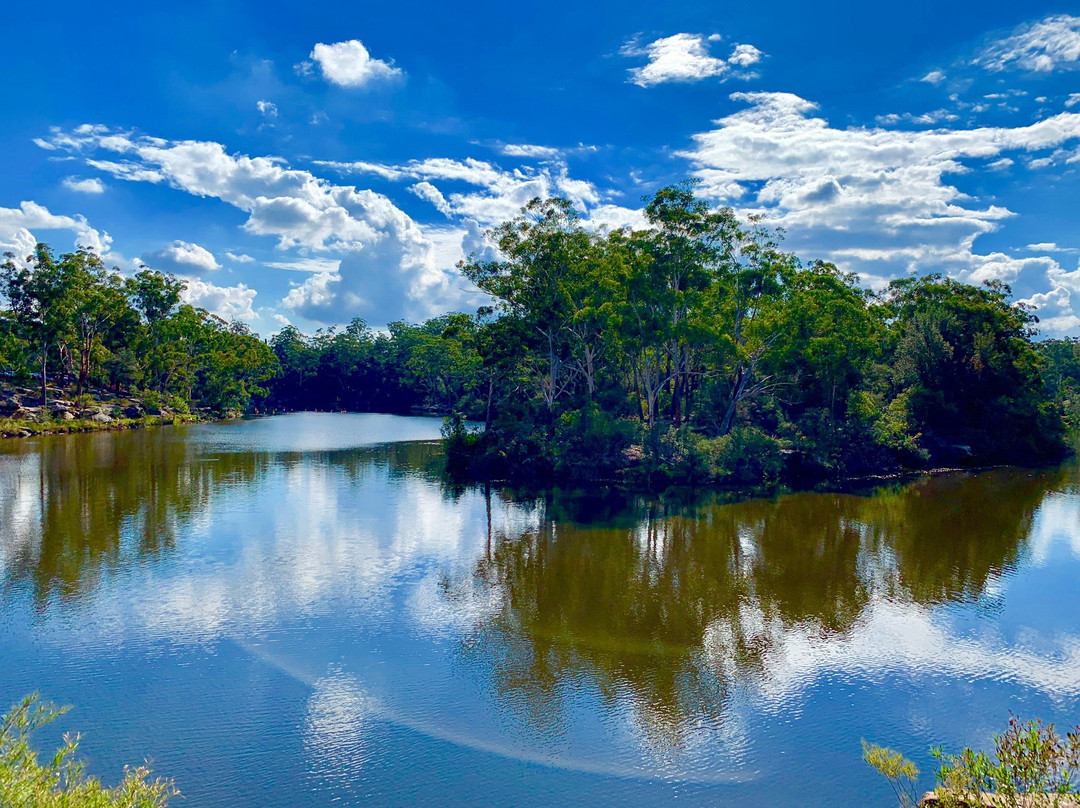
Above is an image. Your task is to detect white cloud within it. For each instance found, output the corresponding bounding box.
[264,258,340,273]
[727,44,762,68]
[38,127,487,325]
[409,181,451,216]
[680,92,1080,281]
[500,143,562,160]
[1067,93,1080,108]
[875,109,959,126]
[305,39,402,88]
[1025,242,1079,253]
[624,33,746,87]
[974,14,1080,73]
[62,176,105,194]
[0,200,111,259]
[920,70,946,85]
[225,251,255,263]
[318,155,603,228]
[182,278,257,322]
[141,240,221,276]
[256,100,278,118]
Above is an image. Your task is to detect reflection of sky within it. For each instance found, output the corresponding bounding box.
[1,416,1080,807]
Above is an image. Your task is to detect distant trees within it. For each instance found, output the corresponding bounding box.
[1,244,277,415]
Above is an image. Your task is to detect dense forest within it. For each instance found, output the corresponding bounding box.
[4,185,1080,488]
[0,244,277,416]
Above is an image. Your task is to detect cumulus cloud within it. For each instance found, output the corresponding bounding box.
[623,34,761,87]
[182,278,257,322]
[302,39,402,88]
[727,44,763,68]
[225,251,255,263]
[141,240,222,276]
[62,176,105,194]
[974,14,1080,72]
[920,70,946,85]
[256,100,278,118]
[678,91,1080,289]
[38,126,483,325]
[0,200,111,260]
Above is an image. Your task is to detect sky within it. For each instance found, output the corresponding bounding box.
[1,0,1079,336]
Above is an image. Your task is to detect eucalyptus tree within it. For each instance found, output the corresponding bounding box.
[1,244,72,407]
[461,197,594,419]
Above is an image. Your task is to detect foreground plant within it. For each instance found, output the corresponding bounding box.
[866,716,1080,807]
[0,694,177,807]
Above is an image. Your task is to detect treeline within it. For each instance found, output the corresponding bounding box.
[0,244,277,415]
[6,184,1080,488]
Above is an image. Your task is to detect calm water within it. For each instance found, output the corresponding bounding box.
[1,413,1079,807]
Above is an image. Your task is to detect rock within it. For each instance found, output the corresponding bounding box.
[59,411,76,421]
[0,397,21,415]
[124,405,144,419]
[91,411,113,424]
[17,429,32,438]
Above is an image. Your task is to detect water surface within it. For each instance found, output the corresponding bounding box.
[1,412,1079,806]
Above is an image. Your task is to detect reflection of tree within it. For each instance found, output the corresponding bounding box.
[868,468,1059,604]
[0,429,446,608]
[447,465,1065,745]
[0,430,256,606]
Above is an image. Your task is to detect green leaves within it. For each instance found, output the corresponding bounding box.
[0,694,177,807]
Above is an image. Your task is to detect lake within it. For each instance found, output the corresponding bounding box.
[1,412,1079,807]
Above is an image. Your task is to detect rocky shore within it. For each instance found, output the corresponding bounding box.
[0,383,198,438]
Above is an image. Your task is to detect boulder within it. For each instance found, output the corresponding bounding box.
[124,405,144,419]
[91,411,113,424]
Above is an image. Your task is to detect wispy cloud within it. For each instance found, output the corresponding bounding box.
[974,14,1080,73]
[62,176,105,194]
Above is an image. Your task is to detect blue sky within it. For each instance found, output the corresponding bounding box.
[1,1,1079,335]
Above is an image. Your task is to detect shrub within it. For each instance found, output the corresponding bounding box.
[932,716,1080,808]
[551,404,639,482]
[0,693,177,807]
[708,426,787,486]
[165,394,189,415]
[865,716,1080,808]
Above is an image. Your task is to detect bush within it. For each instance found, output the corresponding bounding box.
[0,694,177,807]
[866,716,1080,808]
[551,404,639,482]
[139,390,163,411]
[165,394,189,415]
[707,426,787,486]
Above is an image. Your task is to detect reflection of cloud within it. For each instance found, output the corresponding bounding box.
[736,598,1080,707]
[1026,491,1080,564]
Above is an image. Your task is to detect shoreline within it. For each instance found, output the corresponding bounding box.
[1,413,200,439]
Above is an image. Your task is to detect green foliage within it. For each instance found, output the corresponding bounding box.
[551,404,639,482]
[863,740,921,808]
[1,244,277,417]
[932,717,1080,808]
[0,694,176,807]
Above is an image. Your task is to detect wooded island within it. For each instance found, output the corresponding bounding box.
[4,184,1080,488]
